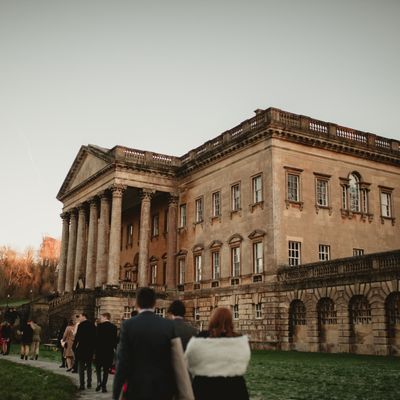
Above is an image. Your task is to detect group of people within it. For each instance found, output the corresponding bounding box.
[18,320,42,360]
[0,307,20,356]
[113,287,251,400]
[59,312,118,393]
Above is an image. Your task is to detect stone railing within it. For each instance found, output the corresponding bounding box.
[120,282,137,291]
[49,292,74,310]
[277,250,400,283]
[179,107,400,167]
[113,146,181,168]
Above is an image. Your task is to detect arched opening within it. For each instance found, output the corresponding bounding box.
[289,300,307,350]
[349,295,373,353]
[317,298,338,353]
[386,292,400,355]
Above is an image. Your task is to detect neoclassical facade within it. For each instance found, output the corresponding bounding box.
[52,107,400,355]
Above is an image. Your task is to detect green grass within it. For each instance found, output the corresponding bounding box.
[0,358,76,400]
[0,299,29,307]
[246,351,400,400]
[9,344,61,363]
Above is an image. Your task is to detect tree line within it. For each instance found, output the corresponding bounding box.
[0,237,60,301]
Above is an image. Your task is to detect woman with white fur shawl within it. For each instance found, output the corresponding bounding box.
[185,307,251,400]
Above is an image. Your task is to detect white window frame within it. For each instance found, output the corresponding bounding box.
[231,183,241,211]
[353,248,364,257]
[193,307,200,321]
[288,241,301,266]
[316,178,329,207]
[319,244,330,261]
[287,174,300,202]
[179,204,186,227]
[380,190,392,218]
[194,254,202,283]
[252,175,263,204]
[127,224,133,247]
[178,258,185,285]
[231,247,241,277]
[195,197,203,223]
[155,308,165,317]
[212,251,220,280]
[152,214,159,237]
[253,242,263,274]
[212,191,221,217]
[255,303,262,319]
[233,304,239,320]
[150,263,157,285]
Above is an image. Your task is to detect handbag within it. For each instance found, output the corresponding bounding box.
[170,337,195,400]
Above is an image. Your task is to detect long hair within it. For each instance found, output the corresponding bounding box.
[208,307,236,338]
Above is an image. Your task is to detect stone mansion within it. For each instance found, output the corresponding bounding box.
[51,106,400,355]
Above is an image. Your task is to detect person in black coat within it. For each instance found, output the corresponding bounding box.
[113,287,177,400]
[20,322,33,360]
[95,312,118,393]
[72,313,96,390]
[168,300,198,351]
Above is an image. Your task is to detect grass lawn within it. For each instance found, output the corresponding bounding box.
[0,358,76,400]
[9,344,61,363]
[0,299,29,307]
[246,350,400,400]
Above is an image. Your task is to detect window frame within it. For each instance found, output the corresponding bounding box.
[152,214,159,237]
[212,190,221,218]
[288,241,301,266]
[179,204,187,228]
[212,251,220,280]
[253,241,263,274]
[318,244,331,262]
[379,186,394,221]
[231,246,241,277]
[194,254,202,283]
[252,174,263,204]
[195,197,204,223]
[231,183,241,211]
[284,167,303,209]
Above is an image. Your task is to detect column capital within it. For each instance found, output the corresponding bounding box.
[68,208,78,218]
[98,190,110,201]
[88,196,98,207]
[60,212,70,221]
[140,188,155,201]
[110,184,127,198]
[168,193,179,206]
[77,203,86,212]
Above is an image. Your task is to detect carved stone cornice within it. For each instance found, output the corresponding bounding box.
[168,193,179,206]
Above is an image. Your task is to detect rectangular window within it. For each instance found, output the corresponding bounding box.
[150,264,157,284]
[152,214,159,237]
[353,248,364,257]
[287,174,299,202]
[316,179,328,207]
[195,198,203,223]
[319,244,330,261]
[163,261,167,285]
[288,241,301,266]
[361,190,368,213]
[179,204,186,227]
[253,242,263,274]
[341,185,348,209]
[231,247,241,277]
[212,191,221,217]
[231,184,241,211]
[255,303,262,319]
[193,307,200,321]
[178,259,185,285]
[194,255,202,282]
[164,209,168,233]
[155,308,165,317]
[233,304,239,320]
[252,175,263,203]
[127,224,133,247]
[381,191,392,218]
[212,252,220,280]
[123,306,132,319]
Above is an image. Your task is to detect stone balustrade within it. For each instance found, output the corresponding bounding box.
[277,250,400,285]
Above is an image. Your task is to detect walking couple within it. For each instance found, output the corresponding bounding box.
[113,287,251,400]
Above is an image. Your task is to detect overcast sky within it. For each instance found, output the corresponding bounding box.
[0,0,399,251]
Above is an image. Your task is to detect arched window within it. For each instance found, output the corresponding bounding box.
[317,298,337,325]
[349,173,360,212]
[289,300,306,341]
[386,292,400,338]
[350,295,371,324]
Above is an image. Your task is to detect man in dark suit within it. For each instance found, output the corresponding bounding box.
[72,313,96,390]
[168,300,198,350]
[113,287,177,400]
[95,312,118,393]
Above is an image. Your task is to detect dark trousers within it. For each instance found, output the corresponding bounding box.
[96,363,110,388]
[78,359,92,387]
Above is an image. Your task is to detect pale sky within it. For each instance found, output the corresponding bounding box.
[0,0,399,251]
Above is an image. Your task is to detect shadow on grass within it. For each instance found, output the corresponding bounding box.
[0,358,76,400]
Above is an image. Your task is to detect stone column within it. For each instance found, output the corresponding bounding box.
[74,205,87,289]
[166,194,178,288]
[85,198,98,290]
[107,185,126,286]
[57,212,70,294]
[96,192,110,287]
[65,210,77,293]
[138,189,154,287]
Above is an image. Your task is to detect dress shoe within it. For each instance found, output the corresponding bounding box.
[87,383,92,389]
[95,385,101,392]
[78,386,85,391]
[66,368,72,372]
[102,387,107,393]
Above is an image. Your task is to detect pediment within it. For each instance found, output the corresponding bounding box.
[57,145,111,200]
